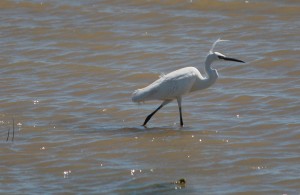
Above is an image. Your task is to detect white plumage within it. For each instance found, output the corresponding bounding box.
[132,67,199,102]
[132,39,245,127]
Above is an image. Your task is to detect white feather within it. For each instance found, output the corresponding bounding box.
[209,38,229,54]
[132,67,199,103]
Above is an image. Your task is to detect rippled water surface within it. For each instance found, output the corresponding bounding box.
[1,0,300,194]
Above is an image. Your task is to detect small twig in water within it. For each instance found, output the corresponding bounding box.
[12,118,15,142]
[6,118,15,142]
[6,127,10,142]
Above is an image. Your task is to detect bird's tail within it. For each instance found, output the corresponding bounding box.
[132,89,145,103]
[132,86,156,103]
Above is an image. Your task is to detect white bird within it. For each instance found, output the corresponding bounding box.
[132,39,245,127]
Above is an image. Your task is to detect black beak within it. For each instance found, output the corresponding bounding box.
[219,56,245,63]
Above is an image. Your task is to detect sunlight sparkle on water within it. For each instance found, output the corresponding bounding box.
[130,169,135,176]
[63,170,72,178]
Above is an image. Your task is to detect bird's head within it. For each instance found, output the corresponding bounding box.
[206,39,245,64]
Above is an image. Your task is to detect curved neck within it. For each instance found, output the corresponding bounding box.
[205,57,218,82]
[191,58,219,92]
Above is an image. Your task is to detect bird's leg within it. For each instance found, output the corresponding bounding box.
[143,100,171,126]
[179,107,183,127]
[177,97,184,127]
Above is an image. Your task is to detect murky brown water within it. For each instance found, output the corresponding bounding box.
[1,0,300,194]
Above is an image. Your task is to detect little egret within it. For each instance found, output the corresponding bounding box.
[132,39,245,127]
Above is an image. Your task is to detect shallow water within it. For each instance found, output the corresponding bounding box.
[1,0,300,194]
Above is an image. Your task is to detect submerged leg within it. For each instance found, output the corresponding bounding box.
[177,97,183,127]
[143,100,171,126]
